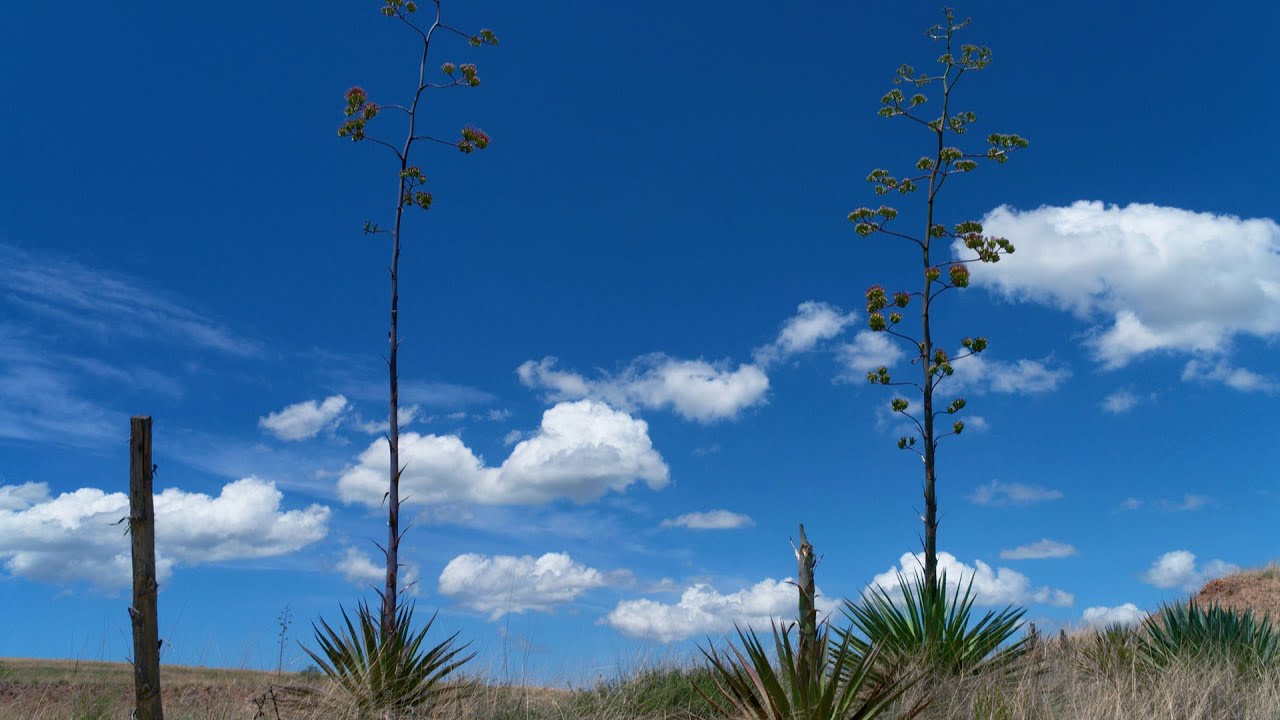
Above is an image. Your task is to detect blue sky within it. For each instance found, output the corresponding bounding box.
[2,1,1278,681]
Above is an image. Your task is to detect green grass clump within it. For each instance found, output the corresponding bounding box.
[573,664,722,719]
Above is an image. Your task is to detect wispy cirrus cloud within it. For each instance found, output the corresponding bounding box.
[0,243,258,356]
[969,480,1063,507]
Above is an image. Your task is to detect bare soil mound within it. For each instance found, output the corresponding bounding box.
[1194,565,1280,621]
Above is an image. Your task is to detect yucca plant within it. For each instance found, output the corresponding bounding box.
[1139,600,1280,672]
[700,620,927,720]
[838,571,1028,677]
[303,600,474,718]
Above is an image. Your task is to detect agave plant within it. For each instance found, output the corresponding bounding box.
[837,571,1028,677]
[303,600,474,718]
[1078,623,1140,679]
[700,619,927,720]
[1139,600,1280,672]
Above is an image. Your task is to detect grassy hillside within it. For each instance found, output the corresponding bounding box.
[5,567,1280,719]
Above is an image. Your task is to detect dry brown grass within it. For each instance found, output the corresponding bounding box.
[0,657,329,719]
[884,634,1280,720]
[6,619,1280,719]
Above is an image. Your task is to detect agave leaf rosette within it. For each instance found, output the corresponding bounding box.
[1140,600,1280,672]
[700,619,927,720]
[303,600,474,716]
[837,571,1029,678]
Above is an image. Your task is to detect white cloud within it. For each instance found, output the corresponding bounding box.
[1182,359,1278,394]
[1120,497,1143,511]
[869,552,1074,608]
[259,395,349,441]
[354,405,420,435]
[970,481,1063,506]
[1000,539,1077,560]
[1141,550,1239,592]
[606,578,839,643]
[438,552,613,619]
[0,482,47,511]
[518,302,859,423]
[0,244,258,356]
[660,510,754,530]
[1102,390,1139,414]
[0,325,123,445]
[0,477,330,590]
[1081,603,1147,629]
[335,547,420,596]
[1157,494,1211,512]
[837,331,907,379]
[337,400,669,506]
[948,352,1071,395]
[518,356,769,423]
[755,301,858,366]
[964,202,1280,371]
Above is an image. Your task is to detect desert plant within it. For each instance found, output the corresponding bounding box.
[338,0,497,637]
[1077,623,1140,679]
[852,9,1028,595]
[1139,600,1280,672]
[838,571,1028,678]
[701,621,925,720]
[276,603,293,675]
[699,525,925,720]
[302,600,474,717]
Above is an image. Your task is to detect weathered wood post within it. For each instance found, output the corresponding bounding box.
[794,523,818,683]
[129,416,164,720]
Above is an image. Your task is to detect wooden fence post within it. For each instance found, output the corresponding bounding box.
[129,416,164,720]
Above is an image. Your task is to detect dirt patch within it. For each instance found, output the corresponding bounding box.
[1194,565,1280,621]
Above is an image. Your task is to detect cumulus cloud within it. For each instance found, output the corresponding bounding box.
[969,481,1063,507]
[948,353,1071,395]
[837,331,907,379]
[660,510,754,530]
[519,302,860,423]
[0,477,330,590]
[964,202,1280,373]
[1102,390,1140,414]
[337,400,669,507]
[606,578,839,643]
[260,395,349,441]
[518,356,769,423]
[438,552,616,619]
[869,552,1073,607]
[336,547,420,595]
[1081,603,1147,629]
[754,301,857,366]
[1141,550,1239,592]
[1000,539,1077,560]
